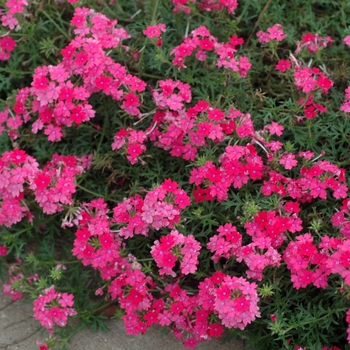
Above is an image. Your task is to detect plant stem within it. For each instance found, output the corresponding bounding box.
[76,184,118,203]
[11,228,31,237]
[41,11,70,41]
[283,314,329,333]
[151,0,160,24]
[244,0,273,49]
[138,72,165,80]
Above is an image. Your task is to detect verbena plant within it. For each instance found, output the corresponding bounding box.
[1,1,350,349]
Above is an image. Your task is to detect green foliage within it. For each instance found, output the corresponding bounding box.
[1,0,350,349]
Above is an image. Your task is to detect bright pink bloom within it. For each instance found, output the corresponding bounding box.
[275,59,291,72]
[143,24,166,38]
[257,24,287,43]
[33,285,77,334]
[344,36,350,46]
[0,245,8,256]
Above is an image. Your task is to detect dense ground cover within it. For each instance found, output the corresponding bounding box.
[1,1,350,349]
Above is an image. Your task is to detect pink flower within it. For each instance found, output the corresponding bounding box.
[257,24,287,43]
[265,122,284,136]
[344,36,350,46]
[3,275,24,300]
[43,125,63,142]
[0,245,8,256]
[33,286,77,334]
[346,308,350,342]
[295,33,334,54]
[151,230,200,277]
[279,152,298,170]
[143,24,166,38]
[275,59,291,72]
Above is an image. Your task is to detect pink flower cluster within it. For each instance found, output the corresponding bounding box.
[207,223,242,263]
[0,35,16,61]
[171,0,238,15]
[109,78,193,164]
[0,149,38,227]
[112,128,147,164]
[68,182,265,348]
[30,154,91,214]
[295,33,334,54]
[208,211,297,281]
[0,245,8,256]
[4,4,350,348]
[293,65,333,94]
[70,199,155,336]
[72,198,123,271]
[207,205,350,290]
[119,273,258,348]
[143,23,166,46]
[283,228,350,290]
[113,179,191,236]
[143,24,166,38]
[190,143,263,202]
[344,36,350,46]
[324,237,350,286]
[0,149,91,227]
[170,26,251,76]
[155,283,222,347]
[150,103,249,163]
[331,198,350,238]
[198,272,260,330]
[110,262,154,335]
[347,309,350,343]
[262,159,347,202]
[3,273,38,301]
[151,79,192,111]
[256,24,287,43]
[1,7,146,141]
[151,230,201,276]
[292,63,333,119]
[33,285,77,334]
[0,0,27,30]
[112,194,149,239]
[275,58,291,72]
[340,86,350,113]
[284,233,330,289]
[262,31,334,120]
[3,275,24,300]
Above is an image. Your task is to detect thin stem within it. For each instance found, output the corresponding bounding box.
[244,0,273,49]
[0,70,40,78]
[138,72,165,79]
[129,9,142,21]
[253,139,269,155]
[9,228,31,237]
[30,260,81,266]
[96,118,107,155]
[76,184,118,203]
[283,314,329,334]
[151,0,160,24]
[41,11,70,40]
[134,109,156,125]
[98,0,117,18]
[185,20,190,38]
[145,122,157,135]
